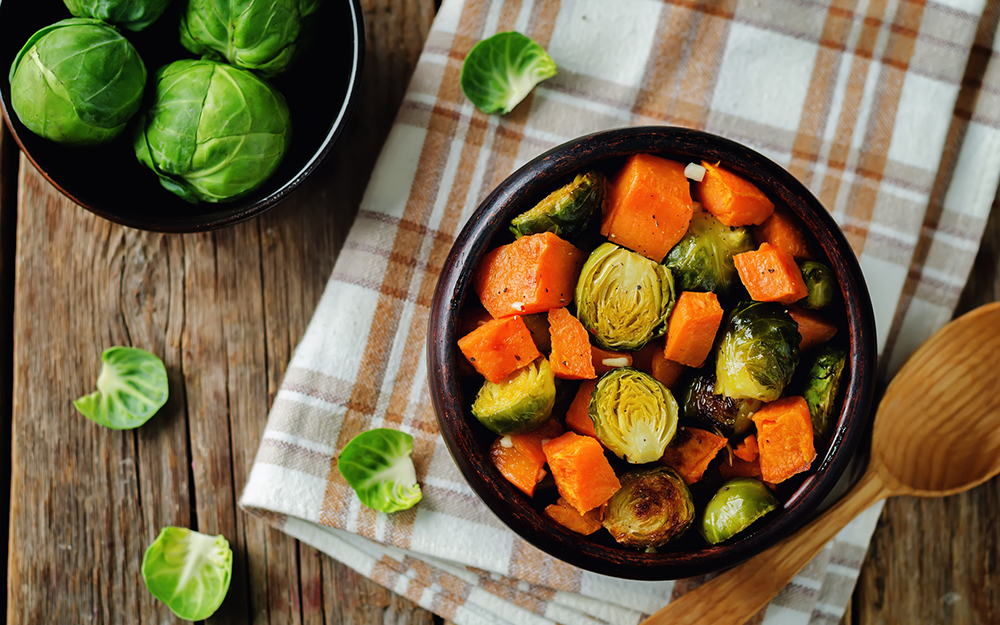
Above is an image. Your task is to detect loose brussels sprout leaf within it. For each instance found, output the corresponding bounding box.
[338,429,423,513]
[575,242,675,350]
[73,346,169,429]
[134,59,291,203]
[472,358,556,435]
[682,373,760,437]
[142,527,233,621]
[461,31,557,115]
[802,345,847,439]
[700,478,778,544]
[591,367,678,464]
[9,19,146,145]
[797,261,836,309]
[664,212,754,299]
[510,171,606,240]
[64,0,172,30]
[180,0,320,76]
[715,300,800,402]
[603,466,695,548]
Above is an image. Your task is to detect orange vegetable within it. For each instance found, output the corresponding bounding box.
[696,161,775,226]
[543,431,621,514]
[787,306,838,350]
[521,313,552,354]
[650,350,686,389]
[457,315,541,383]
[754,207,812,260]
[473,232,586,319]
[591,345,632,375]
[601,154,695,262]
[660,427,728,484]
[733,434,759,462]
[544,497,603,535]
[734,242,809,305]
[752,396,816,484]
[664,291,724,367]
[630,341,660,376]
[548,308,597,380]
[565,380,598,438]
[719,456,763,480]
[489,419,565,497]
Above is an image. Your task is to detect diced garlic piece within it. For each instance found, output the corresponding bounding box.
[685,163,706,182]
[602,357,630,368]
[512,302,525,312]
[500,435,513,448]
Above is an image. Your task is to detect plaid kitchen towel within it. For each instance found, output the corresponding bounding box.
[241,0,1000,623]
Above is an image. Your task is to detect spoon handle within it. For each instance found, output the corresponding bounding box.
[641,469,891,625]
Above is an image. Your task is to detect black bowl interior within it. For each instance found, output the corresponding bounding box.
[0,0,363,232]
[428,126,877,580]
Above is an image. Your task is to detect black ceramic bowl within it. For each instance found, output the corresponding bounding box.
[0,0,363,232]
[427,126,876,580]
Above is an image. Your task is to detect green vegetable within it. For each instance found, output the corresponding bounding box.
[142,527,233,621]
[134,59,291,203]
[63,0,172,30]
[461,31,557,115]
[337,428,423,513]
[682,373,760,437]
[8,18,146,146]
[715,299,800,402]
[591,367,678,464]
[797,261,836,309]
[602,466,695,548]
[700,478,778,544]
[180,0,320,76]
[510,171,605,240]
[575,242,675,350]
[802,345,847,439]
[73,346,168,429]
[664,212,754,299]
[471,358,556,435]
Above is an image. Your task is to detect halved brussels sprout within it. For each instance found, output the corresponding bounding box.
[797,261,836,309]
[664,212,754,299]
[461,31,557,115]
[510,171,605,240]
[73,346,169,429]
[591,367,678,464]
[602,466,695,548]
[575,242,675,350]
[682,373,760,437]
[715,300,800,402]
[700,478,778,544]
[472,358,556,435]
[142,527,233,621]
[802,345,847,439]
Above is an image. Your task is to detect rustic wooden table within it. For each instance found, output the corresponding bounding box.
[3,1,998,623]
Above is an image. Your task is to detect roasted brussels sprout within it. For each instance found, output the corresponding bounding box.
[510,171,605,240]
[8,19,146,146]
[682,373,760,437]
[797,261,836,309]
[180,0,320,76]
[715,300,801,402]
[64,0,172,30]
[471,358,556,435]
[802,345,847,439]
[664,212,754,298]
[591,367,678,463]
[602,466,695,548]
[700,478,778,544]
[575,242,675,350]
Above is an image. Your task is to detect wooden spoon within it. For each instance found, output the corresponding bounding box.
[642,301,1000,625]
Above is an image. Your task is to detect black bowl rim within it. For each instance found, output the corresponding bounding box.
[0,0,365,233]
[427,126,877,580]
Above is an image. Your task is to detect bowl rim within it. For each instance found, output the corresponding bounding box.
[0,0,365,233]
[427,125,877,580]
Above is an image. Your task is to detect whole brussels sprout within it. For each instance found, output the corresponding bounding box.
[180,0,320,76]
[700,478,778,544]
[471,358,556,435]
[591,367,678,464]
[682,373,760,437]
[602,466,695,548]
[664,212,754,299]
[510,171,605,240]
[575,242,675,351]
[797,261,836,309]
[801,345,846,439]
[8,19,146,146]
[64,0,172,31]
[134,59,291,203]
[715,300,800,402]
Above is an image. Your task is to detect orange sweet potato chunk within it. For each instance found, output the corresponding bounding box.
[752,396,817,484]
[591,345,632,375]
[664,291,724,368]
[548,307,597,380]
[697,161,775,227]
[660,427,728,484]
[787,306,838,351]
[490,419,564,497]
[754,207,812,260]
[457,316,540,383]
[544,497,603,535]
[734,242,809,305]
[543,431,621,514]
[650,349,686,389]
[733,434,759,462]
[565,380,598,438]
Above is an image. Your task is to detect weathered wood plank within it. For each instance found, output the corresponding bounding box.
[0,120,16,610]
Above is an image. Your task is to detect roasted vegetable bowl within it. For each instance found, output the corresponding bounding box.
[428,126,876,580]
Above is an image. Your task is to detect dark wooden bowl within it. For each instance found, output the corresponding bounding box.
[0,0,363,232]
[427,126,877,580]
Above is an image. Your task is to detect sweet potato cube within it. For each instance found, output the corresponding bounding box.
[752,396,817,484]
[548,307,596,380]
[490,419,564,497]
[565,380,598,438]
[650,349,686,389]
[664,291,724,367]
[734,242,809,305]
[754,207,812,259]
[787,306,838,350]
[733,434,759,462]
[543,431,621,514]
[544,497,602,535]
[457,316,540,383]
[697,161,775,227]
[660,427,728,484]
